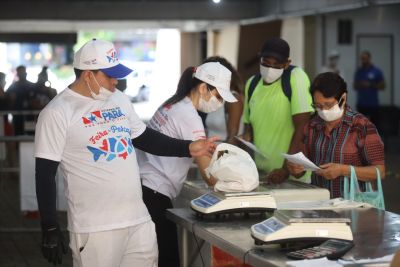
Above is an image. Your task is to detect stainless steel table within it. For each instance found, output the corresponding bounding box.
[166,207,400,267]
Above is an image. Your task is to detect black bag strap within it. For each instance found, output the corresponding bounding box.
[247,73,261,105]
[281,65,295,102]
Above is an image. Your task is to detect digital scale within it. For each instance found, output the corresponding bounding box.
[251,210,353,245]
[190,180,330,215]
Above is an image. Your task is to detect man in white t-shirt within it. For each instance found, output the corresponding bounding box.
[34,39,218,267]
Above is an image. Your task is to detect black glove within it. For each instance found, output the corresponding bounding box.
[41,226,67,265]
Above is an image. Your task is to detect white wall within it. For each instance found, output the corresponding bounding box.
[134,29,181,121]
[207,25,240,67]
[281,17,305,68]
[315,4,400,108]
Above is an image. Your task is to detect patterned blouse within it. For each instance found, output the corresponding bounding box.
[302,106,385,198]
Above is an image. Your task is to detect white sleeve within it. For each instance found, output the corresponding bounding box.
[34,108,67,161]
[174,113,205,141]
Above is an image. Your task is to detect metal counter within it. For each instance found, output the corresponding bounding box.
[171,179,400,266]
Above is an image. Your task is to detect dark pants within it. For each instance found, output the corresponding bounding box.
[142,185,180,267]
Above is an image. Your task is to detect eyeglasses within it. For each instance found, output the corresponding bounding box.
[312,97,344,110]
[311,102,338,110]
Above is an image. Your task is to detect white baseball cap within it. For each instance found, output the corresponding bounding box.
[328,49,340,58]
[194,62,237,103]
[73,39,133,79]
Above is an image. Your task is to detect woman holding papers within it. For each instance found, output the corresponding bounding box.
[287,72,385,198]
[136,62,237,267]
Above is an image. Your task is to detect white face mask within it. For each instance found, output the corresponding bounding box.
[260,65,284,84]
[198,90,224,113]
[317,97,345,122]
[87,73,114,101]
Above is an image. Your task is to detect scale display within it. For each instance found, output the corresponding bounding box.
[192,193,222,208]
[190,180,330,215]
[251,210,353,244]
[191,191,273,215]
[253,216,286,235]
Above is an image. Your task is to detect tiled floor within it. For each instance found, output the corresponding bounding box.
[0,173,72,267]
[1,138,400,267]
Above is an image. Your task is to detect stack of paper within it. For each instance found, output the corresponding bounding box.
[282,152,321,171]
[277,198,369,210]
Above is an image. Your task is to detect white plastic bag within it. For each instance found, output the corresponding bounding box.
[205,143,259,192]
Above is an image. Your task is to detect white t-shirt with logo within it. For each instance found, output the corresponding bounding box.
[137,97,205,199]
[35,88,148,233]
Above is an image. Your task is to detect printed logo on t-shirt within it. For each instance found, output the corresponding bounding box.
[87,126,133,162]
[87,125,133,161]
[82,107,126,127]
[149,108,169,130]
[368,72,375,80]
[87,136,133,162]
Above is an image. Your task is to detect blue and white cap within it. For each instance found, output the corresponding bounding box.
[73,39,132,79]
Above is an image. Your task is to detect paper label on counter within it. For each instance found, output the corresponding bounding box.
[240,201,250,207]
[315,229,329,237]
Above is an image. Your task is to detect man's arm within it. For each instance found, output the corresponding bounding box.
[287,113,311,154]
[242,123,253,142]
[35,157,67,265]
[376,80,385,90]
[36,158,59,228]
[133,127,217,158]
[354,80,385,90]
[225,94,244,144]
[267,112,310,183]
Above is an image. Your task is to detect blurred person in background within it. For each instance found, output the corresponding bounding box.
[287,72,385,198]
[32,66,57,109]
[0,72,7,108]
[242,37,313,184]
[320,49,345,80]
[0,72,7,161]
[354,51,385,132]
[0,72,17,167]
[203,56,244,144]
[6,65,36,135]
[137,62,236,267]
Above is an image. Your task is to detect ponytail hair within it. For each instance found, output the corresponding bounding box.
[163,66,204,107]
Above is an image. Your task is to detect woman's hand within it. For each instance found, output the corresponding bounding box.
[316,163,348,180]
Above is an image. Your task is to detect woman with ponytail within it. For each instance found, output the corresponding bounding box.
[136,62,237,267]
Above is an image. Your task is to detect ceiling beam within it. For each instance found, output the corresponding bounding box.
[0,1,263,21]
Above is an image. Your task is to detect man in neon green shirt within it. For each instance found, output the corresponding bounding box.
[242,37,313,183]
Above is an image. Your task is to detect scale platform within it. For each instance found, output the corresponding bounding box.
[251,210,353,245]
[190,180,330,216]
